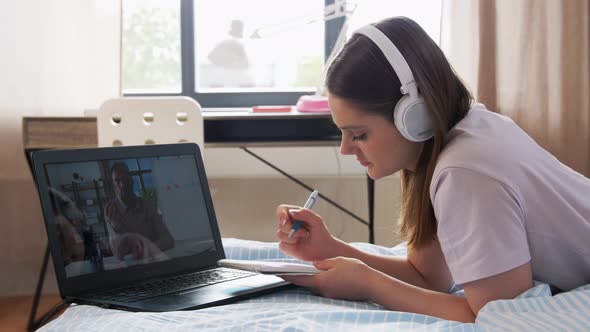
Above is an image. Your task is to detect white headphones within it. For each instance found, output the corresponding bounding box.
[354,25,433,142]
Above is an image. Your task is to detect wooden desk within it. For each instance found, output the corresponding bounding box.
[22,112,372,241]
[0,294,64,331]
[22,111,342,150]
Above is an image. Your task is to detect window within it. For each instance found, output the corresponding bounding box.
[346,0,442,43]
[193,0,324,93]
[121,0,182,94]
[121,0,443,108]
[117,159,154,198]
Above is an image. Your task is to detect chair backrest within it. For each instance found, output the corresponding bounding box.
[97,97,203,149]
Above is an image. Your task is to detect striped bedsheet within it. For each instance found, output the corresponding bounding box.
[40,238,590,332]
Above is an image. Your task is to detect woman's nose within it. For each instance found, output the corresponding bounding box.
[340,140,353,155]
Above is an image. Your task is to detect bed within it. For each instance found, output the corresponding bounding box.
[40,238,590,331]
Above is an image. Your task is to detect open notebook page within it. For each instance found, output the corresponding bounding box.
[218,259,321,275]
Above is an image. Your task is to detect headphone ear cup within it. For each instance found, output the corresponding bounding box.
[393,96,433,142]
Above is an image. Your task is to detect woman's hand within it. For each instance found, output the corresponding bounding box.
[276,204,343,262]
[281,257,378,301]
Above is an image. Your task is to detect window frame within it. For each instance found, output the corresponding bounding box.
[123,0,344,108]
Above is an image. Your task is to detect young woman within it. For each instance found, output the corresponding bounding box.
[275,17,590,323]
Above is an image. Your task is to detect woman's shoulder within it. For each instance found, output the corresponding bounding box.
[443,103,521,151]
[432,105,532,189]
[431,103,587,201]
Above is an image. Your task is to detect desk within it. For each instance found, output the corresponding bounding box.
[23,111,342,149]
[0,295,65,330]
[23,111,373,236]
[23,111,375,330]
[23,111,374,238]
[23,111,375,239]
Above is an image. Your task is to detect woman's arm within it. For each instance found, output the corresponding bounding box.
[368,261,532,322]
[337,239,453,293]
[368,270,476,322]
[285,258,533,323]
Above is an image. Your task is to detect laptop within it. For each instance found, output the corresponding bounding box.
[31,143,289,312]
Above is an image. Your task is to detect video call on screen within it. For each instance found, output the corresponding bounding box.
[44,155,216,278]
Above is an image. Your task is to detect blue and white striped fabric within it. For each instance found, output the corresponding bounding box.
[40,238,590,332]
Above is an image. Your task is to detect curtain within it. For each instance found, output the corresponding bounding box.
[442,0,590,177]
[0,0,121,180]
[0,1,120,295]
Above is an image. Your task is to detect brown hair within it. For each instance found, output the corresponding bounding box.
[326,17,473,250]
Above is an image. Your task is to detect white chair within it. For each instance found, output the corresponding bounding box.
[97,96,204,150]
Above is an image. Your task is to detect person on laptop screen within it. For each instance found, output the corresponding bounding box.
[49,187,90,267]
[104,162,174,261]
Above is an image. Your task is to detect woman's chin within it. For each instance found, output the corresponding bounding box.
[366,167,383,180]
[366,165,397,180]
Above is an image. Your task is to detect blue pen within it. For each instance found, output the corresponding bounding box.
[288,190,319,239]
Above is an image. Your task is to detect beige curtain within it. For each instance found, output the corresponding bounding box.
[0,1,120,296]
[442,0,590,177]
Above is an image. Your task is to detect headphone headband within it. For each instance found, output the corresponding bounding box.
[354,24,418,96]
[352,24,433,142]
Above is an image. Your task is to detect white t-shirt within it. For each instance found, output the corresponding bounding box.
[430,103,590,291]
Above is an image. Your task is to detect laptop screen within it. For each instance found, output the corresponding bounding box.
[43,154,217,279]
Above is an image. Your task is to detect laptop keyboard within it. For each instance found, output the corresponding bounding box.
[88,267,256,303]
